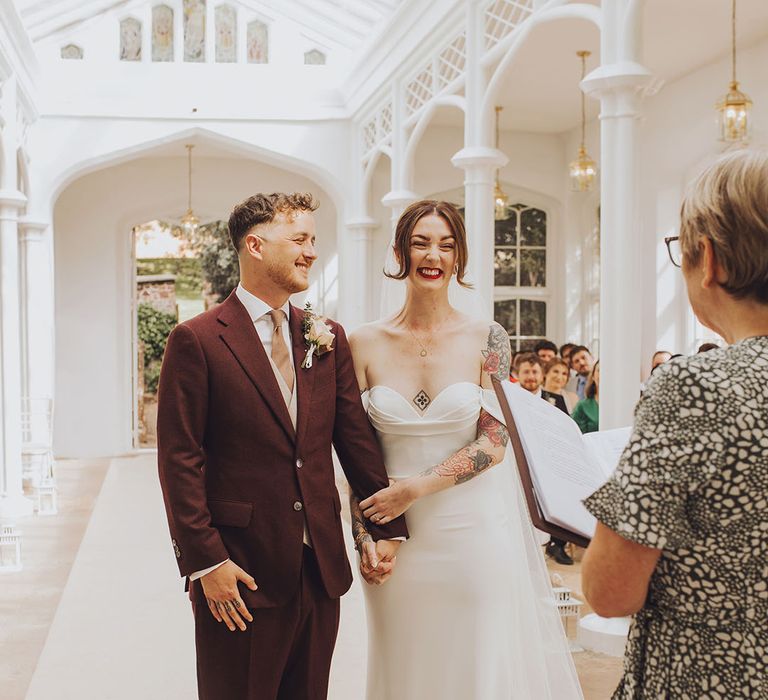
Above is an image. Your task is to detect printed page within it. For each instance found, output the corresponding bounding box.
[500,382,602,539]
[582,427,632,480]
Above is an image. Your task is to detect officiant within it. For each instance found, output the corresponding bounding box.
[580,149,768,699]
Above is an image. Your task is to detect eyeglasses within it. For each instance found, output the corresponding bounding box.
[664,236,681,268]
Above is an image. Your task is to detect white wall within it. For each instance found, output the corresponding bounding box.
[53,155,337,458]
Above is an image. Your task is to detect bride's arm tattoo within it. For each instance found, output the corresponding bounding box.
[419,409,509,485]
[482,323,512,381]
[350,493,372,551]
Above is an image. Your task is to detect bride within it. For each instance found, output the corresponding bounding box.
[348,200,583,699]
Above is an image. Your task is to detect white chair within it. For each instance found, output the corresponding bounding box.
[21,397,56,510]
[0,523,23,572]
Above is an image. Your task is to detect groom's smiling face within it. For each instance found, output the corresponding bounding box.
[407,215,457,288]
[254,210,318,294]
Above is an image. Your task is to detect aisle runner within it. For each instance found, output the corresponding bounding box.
[26,454,367,700]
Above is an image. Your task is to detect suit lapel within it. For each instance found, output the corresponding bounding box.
[217,292,296,443]
[290,304,315,447]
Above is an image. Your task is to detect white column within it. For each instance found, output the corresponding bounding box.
[449,1,505,317]
[450,148,506,316]
[582,3,652,429]
[344,217,379,329]
[0,190,33,519]
[19,219,54,406]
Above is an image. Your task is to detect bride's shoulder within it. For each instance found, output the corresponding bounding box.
[349,320,391,349]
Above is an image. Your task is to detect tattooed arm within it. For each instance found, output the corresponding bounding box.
[360,324,512,524]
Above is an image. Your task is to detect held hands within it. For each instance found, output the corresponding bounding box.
[360,479,418,526]
[200,560,258,632]
[359,539,400,586]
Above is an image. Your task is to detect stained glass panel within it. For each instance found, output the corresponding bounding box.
[247,21,268,64]
[61,44,83,60]
[304,49,326,65]
[184,0,206,62]
[152,5,174,62]
[215,5,237,63]
[120,18,142,61]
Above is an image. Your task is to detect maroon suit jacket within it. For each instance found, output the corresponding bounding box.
[157,290,408,609]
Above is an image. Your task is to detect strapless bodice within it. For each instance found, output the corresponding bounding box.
[364,382,497,480]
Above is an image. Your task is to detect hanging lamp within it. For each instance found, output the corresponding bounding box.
[716,0,752,142]
[180,144,200,236]
[569,50,597,192]
[493,106,509,220]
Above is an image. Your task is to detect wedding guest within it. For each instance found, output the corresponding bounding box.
[533,339,558,364]
[567,345,593,399]
[542,358,578,414]
[515,353,544,394]
[697,341,719,353]
[581,149,768,699]
[559,343,576,362]
[571,361,599,434]
[650,349,672,372]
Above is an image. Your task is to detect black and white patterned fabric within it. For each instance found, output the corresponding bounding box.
[585,336,768,699]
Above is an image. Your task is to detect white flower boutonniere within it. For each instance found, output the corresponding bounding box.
[301,302,335,369]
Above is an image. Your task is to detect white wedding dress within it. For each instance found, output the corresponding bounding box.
[361,382,583,700]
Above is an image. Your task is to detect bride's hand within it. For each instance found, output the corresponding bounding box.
[360,480,417,525]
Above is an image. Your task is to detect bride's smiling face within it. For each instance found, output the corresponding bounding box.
[406,215,457,290]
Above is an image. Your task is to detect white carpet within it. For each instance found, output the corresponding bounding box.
[26,454,367,699]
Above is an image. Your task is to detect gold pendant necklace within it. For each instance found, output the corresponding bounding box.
[405,313,451,358]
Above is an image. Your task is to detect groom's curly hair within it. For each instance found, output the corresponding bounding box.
[386,200,472,288]
[228,192,319,251]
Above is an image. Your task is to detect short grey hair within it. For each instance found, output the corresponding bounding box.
[680,149,768,303]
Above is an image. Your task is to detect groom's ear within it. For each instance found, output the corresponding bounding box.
[243,231,264,261]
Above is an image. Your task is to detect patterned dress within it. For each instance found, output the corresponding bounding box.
[585,336,768,699]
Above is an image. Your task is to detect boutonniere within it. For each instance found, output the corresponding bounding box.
[301,301,335,369]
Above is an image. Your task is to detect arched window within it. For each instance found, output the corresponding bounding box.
[120,18,142,61]
[61,44,84,60]
[304,49,326,65]
[493,203,549,351]
[215,5,237,62]
[247,20,268,63]
[184,0,206,62]
[152,5,174,62]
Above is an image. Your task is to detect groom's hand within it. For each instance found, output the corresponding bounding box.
[361,540,400,586]
[201,560,258,632]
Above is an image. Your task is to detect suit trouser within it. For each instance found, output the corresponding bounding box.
[193,546,340,700]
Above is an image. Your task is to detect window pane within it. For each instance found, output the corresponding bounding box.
[520,299,546,336]
[494,249,517,286]
[519,338,544,352]
[520,249,546,287]
[494,300,517,336]
[520,208,546,246]
[494,212,517,246]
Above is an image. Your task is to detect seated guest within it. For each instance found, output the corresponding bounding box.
[567,345,594,399]
[581,149,768,699]
[542,358,578,414]
[571,361,599,434]
[697,341,719,353]
[533,339,558,364]
[650,349,672,373]
[518,353,573,565]
[559,342,576,363]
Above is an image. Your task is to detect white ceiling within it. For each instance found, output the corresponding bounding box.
[15,0,405,48]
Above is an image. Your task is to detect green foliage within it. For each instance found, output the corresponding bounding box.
[194,221,239,303]
[137,303,177,363]
[144,360,162,395]
[136,257,204,299]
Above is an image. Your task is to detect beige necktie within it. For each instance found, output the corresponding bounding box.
[269,310,294,393]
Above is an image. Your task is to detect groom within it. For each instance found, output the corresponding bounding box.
[157,192,407,699]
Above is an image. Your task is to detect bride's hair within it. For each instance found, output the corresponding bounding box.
[385,200,472,288]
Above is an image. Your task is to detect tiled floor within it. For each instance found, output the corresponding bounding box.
[2,455,623,700]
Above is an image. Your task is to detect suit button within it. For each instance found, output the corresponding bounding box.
[296,458,303,469]
[293,501,303,512]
